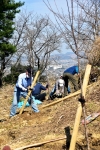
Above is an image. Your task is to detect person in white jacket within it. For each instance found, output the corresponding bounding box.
[49,76,65,100]
[10,68,39,118]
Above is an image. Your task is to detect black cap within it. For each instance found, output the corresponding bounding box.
[26,68,34,74]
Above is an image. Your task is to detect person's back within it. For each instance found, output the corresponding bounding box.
[64,66,79,75]
[63,66,79,95]
[32,82,47,101]
[32,82,46,95]
[57,78,64,87]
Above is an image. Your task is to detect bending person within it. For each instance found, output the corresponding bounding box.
[10,68,39,118]
[63,65,79,96]
[32,82,48,101]
[49,76,65,100]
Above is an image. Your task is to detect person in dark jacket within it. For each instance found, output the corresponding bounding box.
[63,65,79,96]
[32,82,48,101]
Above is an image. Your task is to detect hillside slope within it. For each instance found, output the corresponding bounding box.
[0,79,100,150]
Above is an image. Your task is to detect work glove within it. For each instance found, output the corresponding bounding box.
[22,87,28,92]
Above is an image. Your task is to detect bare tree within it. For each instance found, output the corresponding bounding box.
[22,14,61,74]
[43,0,100,66]
[10,12,31,66]
[4,11,61,78]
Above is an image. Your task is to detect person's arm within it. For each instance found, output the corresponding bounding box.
[61,80,65,94]
[55,80,59,94]
[17,74,27,91]
[40,84,47,90]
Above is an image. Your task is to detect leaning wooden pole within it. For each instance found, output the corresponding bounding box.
[19,70,40,115]
[40,83,93,109]
[40,90,81,109]
[69,64,91,150]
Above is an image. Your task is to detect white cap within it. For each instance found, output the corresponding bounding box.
[59,79,64,87]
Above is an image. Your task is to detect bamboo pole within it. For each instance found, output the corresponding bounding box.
[19,70,40,115]
[69,64,91,150]
[14,136,66,150]
[40,90,81,109]
[40,83,93,109]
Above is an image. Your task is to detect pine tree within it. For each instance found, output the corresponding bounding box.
[0,0,24,86]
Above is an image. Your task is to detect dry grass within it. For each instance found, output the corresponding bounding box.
[88,37,100,66]
[0,79,100,150]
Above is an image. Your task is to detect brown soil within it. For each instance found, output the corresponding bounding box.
[0,80,100,150]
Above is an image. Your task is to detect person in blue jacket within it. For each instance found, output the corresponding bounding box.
[63,65,79,96]
[10,68,39,118]
[32,82,48,101]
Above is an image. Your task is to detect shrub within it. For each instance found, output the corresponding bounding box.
[88,37,100,66]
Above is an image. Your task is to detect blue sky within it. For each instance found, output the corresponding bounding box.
[16,0,69,21]
[19,0,67,14]
[15,0,72,54]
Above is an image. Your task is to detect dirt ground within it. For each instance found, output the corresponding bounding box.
[0,79,100,150]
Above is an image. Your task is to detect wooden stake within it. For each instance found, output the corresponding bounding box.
[40,83,93,109]
[19,70,40,115]
[69,64,91,150]
[40,90,81,109]
[14,136,66,150]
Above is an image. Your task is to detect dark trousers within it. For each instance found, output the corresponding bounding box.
[63,73,79,96]
[34,93,46,102]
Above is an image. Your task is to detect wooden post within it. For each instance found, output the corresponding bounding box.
[40,90,81,109]
[14,136,66,150]
[41,83,94,109]
[19,70,40,115]
[40,82,93,109]
[69,64,91,150]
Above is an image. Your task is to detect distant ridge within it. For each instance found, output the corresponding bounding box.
[52,51,76,60]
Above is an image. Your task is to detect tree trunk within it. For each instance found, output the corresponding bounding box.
[0,58,6,87]
[0,78,2,87]
[0,72,2,87]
